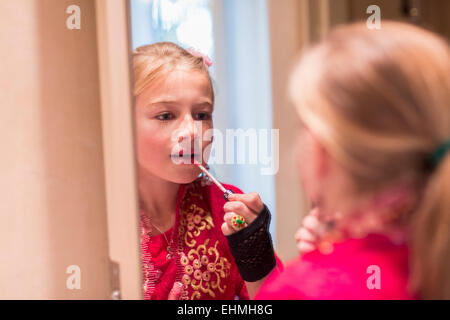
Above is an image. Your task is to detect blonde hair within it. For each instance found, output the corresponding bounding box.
[290,22,450,299]
[132,42,214,99]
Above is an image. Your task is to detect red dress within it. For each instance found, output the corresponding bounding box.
[140,178,249,300]
[255,233,418,300]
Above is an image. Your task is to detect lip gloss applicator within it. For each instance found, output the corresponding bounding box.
[195,164,248,230]
[196,164,235,201]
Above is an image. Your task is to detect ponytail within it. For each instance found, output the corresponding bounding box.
[411,154,450,299]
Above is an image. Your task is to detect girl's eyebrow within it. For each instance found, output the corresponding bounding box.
[146,100,213,108]
[194,101,213,108]
[145,101,178,109]
[148,100,177,105]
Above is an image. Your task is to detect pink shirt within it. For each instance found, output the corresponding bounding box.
[256,234,418,300]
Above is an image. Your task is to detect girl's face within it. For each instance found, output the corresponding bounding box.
[135,67,214,184]
[295,117,355,214]
[295,121,323,205]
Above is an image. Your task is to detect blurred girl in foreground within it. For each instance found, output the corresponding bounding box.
[257,22,450,299]
[134,43,280,300]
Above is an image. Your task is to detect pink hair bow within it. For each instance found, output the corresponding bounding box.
[187,48,213,67]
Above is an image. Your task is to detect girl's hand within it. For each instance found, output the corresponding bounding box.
[167,282,182,300]
[295,207,321,256]
[221,192,264,236]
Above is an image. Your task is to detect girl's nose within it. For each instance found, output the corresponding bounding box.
[177,114,200,143]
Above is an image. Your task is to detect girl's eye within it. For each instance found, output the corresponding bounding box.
[156,112,174,121]
[194,112,212,121]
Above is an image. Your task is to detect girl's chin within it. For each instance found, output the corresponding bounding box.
[168,165,202,184]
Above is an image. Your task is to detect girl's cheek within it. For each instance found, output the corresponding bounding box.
[200,124,214,149]
[296,134,313,190]
[146,132,171,150]
[296,134,307,164]
[137,124,169,150]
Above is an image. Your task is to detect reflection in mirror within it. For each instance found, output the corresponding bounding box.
[129,0,277,300]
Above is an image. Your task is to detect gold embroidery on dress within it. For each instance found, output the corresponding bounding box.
[178,184,232,300]
[181,203,214,248]
[179,240,232,300]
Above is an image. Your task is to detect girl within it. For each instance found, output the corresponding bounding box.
[133,42,280,300]
[253,22,450,299]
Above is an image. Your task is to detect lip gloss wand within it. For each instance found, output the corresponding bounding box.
[195,164,248,230]
[195,164,234,201]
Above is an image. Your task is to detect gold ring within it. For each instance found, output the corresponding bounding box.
[231,215,247,231]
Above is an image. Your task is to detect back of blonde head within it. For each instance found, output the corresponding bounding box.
[290,22,450,299]
[133,42,213,98]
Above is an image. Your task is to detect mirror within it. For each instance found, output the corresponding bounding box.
[128,0,450,300]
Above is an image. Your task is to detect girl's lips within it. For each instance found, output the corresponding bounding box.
[171,150,195,156]
[171,153,198,157]
[170,153,202,164]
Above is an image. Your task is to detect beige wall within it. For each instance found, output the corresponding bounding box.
[0,0,140,299]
